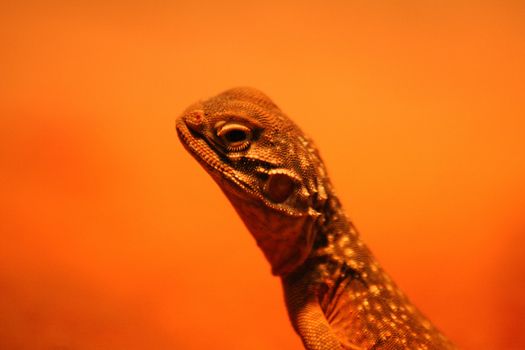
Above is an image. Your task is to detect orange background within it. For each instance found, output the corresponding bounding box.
[1,2,524,349]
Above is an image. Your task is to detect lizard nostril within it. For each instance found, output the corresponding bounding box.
[185,111,204,133]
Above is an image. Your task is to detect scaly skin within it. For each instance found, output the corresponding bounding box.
[176,87,456,350]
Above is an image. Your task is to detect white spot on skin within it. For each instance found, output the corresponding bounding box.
[344,248,354,257]
[369,285,381,296]
[370,263,379,273]
[380,330,392,340]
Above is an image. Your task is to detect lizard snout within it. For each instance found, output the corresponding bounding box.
[184,110,205,133]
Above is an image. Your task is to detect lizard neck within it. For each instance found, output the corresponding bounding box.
[305,183,377,288]
[286,184,455,349]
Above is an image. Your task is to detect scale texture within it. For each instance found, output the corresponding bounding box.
[176,87,456,350]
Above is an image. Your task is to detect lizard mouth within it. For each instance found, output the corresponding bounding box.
[176,116,308,218]
[176,117,262,201]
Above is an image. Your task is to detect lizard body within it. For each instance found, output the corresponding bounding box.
[176,87,456,350]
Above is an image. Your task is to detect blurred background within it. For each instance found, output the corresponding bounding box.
[1,1,524,349]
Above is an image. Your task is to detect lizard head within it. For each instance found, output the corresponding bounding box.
[176,87,328,276]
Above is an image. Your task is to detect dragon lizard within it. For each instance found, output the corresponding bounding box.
[176,87,456,350]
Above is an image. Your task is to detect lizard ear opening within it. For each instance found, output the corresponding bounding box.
[266,172,296,203]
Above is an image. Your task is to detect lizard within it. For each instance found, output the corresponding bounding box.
[176,87,456,350]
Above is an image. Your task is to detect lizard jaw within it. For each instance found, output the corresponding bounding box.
[176,117,262,203]
[177,117,308,217]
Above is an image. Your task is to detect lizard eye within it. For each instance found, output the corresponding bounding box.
[217,123,251,151]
